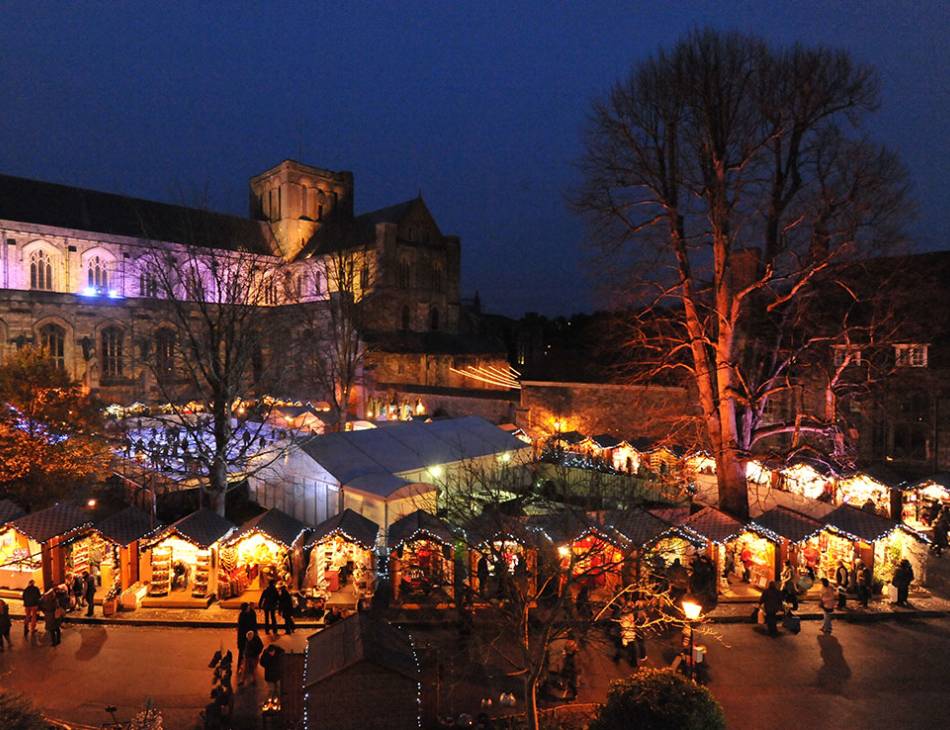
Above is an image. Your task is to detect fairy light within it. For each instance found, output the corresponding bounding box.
[405,629,424,728]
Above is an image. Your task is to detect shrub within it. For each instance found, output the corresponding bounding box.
[0,692,46,730]
[589,669,726,730]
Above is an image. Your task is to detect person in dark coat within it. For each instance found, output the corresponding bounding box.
[260,643,285,700]
[258,579,279,634]
[758,581,784,637]
[239,630,264,687]
[834,561,849,609]
[21,580,41,635]
[0,599,12,651]
[892,559,914,606]
[278,586,295,635]
[476,555,489,598]
[40,589,61,646]
[855,560,872,608]
[83,571,96,617]
[71,574,84,610]
[236,603,258,662]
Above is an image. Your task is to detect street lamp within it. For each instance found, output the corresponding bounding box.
[681,598,702,680]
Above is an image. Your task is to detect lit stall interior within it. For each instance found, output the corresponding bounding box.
[304,508,379,612]
[388,510,455,606]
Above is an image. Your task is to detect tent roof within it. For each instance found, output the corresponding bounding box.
[0,499,25,526]
[589,433,622,449]
[94,506,162,546]
[10,502,94,543]
[159,508,235,548]
[299,416,527,497]
[749,507,823,543]
[681,506,744,544]
[388,509,455,548]
[229,509,308,549]
[304,614,417,687]
[306,509,379,550]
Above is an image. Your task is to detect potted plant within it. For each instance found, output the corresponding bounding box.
[102,584,120,616]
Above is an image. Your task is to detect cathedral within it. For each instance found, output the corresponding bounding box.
[0,159,511,418]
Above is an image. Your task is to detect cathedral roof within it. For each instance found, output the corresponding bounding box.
[0,173,274,254]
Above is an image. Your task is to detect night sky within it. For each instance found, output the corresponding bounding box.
[0,2,946,317]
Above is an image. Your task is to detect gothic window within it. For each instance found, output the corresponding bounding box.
[431,264,443,293]
[184,267,205,301]
[139,271,158,298]
[429,306,440,332]
[30,250,54,291]
[40,324,66,370]
[313,270,324,296]
[101,327,124,378]
[155,329,176,381]
[401,305,411,331]
[87,255,108,290]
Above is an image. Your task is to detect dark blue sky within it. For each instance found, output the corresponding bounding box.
[0,2,946,316]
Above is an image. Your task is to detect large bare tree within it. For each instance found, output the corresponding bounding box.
[576,29,911,517]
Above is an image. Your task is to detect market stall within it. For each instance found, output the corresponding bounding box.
[87,506,163,611]
[304,509,379,610]
[780,459,837,501]
[748,507,824,588]
[588,434,623,467]
[141,508,235,607]
[388,510,455,606]
[1,502,95,592]
[465,514,545,601]
[682,506,778,593]
[836,465,907,518]
[607,508,682,585]
[900,473,950,530]
[219,509,308,606]
[821,504,930,588]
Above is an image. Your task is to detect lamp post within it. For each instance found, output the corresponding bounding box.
[681,598,702,680]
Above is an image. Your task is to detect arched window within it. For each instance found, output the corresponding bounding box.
[30,250,53,291]
[155,329,176,381]
[101,327,123,378]
[401,305,411,332]
[140,271,158,298]
[39,324,65,370]
[87,255,108,290]
[429,307,440,332]
[313,270,324,296]
[184,267,204,301]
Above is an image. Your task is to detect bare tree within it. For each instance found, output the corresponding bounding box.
[294,244,370,430]
[133,238,294,515]
[434,461,699,730]
[576,29,911,517]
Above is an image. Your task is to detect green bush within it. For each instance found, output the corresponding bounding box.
[0,692,46,730]
[589,669,726,730]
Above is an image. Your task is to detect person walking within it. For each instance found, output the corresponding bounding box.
[239,630,264,687]
[758,581,784,637]
[259,579,279,634]
[476,555,489,598]
[236,603,258,665]
[83,570,96,617]
[278,585,295,635]
[40,589,62,646]
[260,643,285,701]
[21,579,40,636]
[855,560,872,608]
[780,560,799,611]
[892,559,914,607]
[834,561,849,609]
[819,577,836,635]
[0,599,12,651]
[71,574,84,611]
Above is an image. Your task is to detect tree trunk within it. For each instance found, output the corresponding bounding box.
[716,446,748,519]
[524,672,541,730]
[210,457,229,517]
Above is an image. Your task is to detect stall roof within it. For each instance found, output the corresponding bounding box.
[844,464,912,489]
[306,509,379,550]
[590,434,622,449]
[304,614,417,687]
[160,508,235,548]
[527,510,598,545]
[94,507,162,547]
[299,416,528,497]
[905,472,950,491]
[681,506,744,544]
[388,509,455,549]
[555,430,587,446]
[749,507,823,543]
[230,509,308,549]
[464,512,550,548]
[10,502,95,543]
[603,509,678,548]
[822,504,923,543]
[0,499,25,526]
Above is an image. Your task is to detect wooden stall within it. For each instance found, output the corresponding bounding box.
[219,509,308,607]
[87,506,163,611]
[748,507,824,591]
[836,465,907,518]
[465,513,544,601]
[0,502,95,592]
[304,508,379,610]
[901,473,950,530]
[780,458,838,501]
[141,509,235,608]
[388,510,455,607]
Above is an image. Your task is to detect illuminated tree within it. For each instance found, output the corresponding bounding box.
[0,347,108,508]
[576,29,910,517]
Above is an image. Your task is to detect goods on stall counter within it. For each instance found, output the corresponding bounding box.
[149,546,172,596]
[192,552,211,598]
